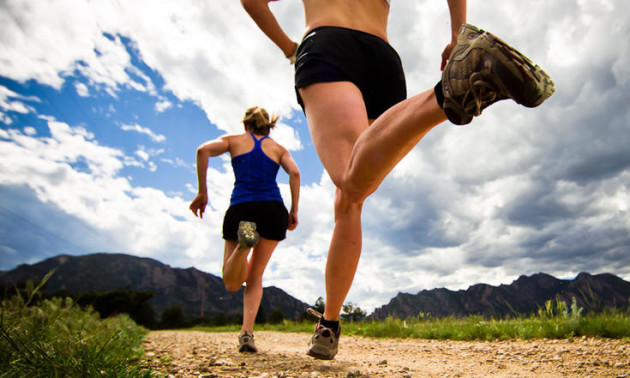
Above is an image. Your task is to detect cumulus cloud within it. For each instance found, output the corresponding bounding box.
[1,0,628,312]
[0,85,38,115]
[0,117,219,269]
[346,0,630,308]
[155,98,172,113]
[75,82,90,97]
[121,123,166,143]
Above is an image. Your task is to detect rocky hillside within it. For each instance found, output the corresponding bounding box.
[0,253,309,320]
[371,272,630,319]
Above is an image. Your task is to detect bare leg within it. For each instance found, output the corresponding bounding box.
[222,240,250,292]
[241,238,278,334]
[300,82,369,321]
[323,188,362,321]
[299,82,446,321]
[344,89,447,203]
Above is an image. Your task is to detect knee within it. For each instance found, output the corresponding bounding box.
[334,187,364,216]
[339,177,370,206]
[340,165,383,205]
[224,281,242,292]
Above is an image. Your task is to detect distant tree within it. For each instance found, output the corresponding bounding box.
[213,312,228,326]
[341,302,367,322]
[313,296,325,313]
[255,307,266,324]
[269,307,285,324]
[298,296,326,321]
[161,306,186,329]
[73,287,156,328]
[233,313,244,325]
[298,296,325,321]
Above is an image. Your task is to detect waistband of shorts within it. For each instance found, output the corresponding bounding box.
[302,26,391,46]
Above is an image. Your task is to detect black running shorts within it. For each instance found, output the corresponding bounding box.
[294,26,407,119]
[223,201,289,241]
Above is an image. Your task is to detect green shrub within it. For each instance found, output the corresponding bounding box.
[196,298,630,342]
[0,274,151,378]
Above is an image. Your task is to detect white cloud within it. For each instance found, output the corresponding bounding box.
[0,117,220,270]
[121,123,166,143]
[132,145,164,172]
[161,157,191,170]
[270,122,303,152]
[0,85,38,114]
[1,0,629,313]
[135,147,149,162]
[155,98,172,113]
[75,82,89,97]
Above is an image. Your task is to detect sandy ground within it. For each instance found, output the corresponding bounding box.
[142,330,630,377]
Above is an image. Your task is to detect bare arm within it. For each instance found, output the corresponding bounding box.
[279,150,300,230]
[241,0,298,60]
[441,0,467,70]
[189,137,230,218]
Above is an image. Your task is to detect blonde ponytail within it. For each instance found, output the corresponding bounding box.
[242,106,278,136]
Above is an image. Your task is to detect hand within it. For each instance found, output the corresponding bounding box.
[189,193,208,219]
[440,41,457,71]
[287,211,298,230]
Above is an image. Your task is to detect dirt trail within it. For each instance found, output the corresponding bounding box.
[143,330,630,377]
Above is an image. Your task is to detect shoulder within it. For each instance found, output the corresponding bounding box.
[223,132,251,145]
[204,133,247,152]
[263,136,287,151]
[261,136,288,161]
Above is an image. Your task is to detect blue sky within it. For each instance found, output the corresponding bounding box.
[1,0,629,313]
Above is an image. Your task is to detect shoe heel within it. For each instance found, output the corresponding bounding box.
[237,221,259,249]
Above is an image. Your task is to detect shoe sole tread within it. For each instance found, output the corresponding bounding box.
[443,24,555,124]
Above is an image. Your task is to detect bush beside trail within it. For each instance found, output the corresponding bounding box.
[0,274,151,377]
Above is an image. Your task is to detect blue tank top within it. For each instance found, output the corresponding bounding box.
[230,133,283,206]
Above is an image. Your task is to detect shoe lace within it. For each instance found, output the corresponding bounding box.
[463,72,503,116]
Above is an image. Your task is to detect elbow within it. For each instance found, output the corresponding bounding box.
[291,170,301,182]
[196,146,209,163]
[196,145,206,157]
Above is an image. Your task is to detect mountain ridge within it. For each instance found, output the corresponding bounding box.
[2,253,628,321]
[0,253,309,320]
[371,272,630,319]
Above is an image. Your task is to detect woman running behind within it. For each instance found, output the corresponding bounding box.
[189,106,300,353]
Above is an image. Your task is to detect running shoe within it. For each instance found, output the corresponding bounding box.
[442,23,555,125]
[238,331,258,353]
[237,221,259,249]
[306,308,340,360]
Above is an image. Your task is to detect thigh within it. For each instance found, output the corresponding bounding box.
[299,81,370,188]
[247,238,279,280]
[222,240,239,266]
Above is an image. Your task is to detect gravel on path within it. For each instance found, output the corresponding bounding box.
[142,330,630,377]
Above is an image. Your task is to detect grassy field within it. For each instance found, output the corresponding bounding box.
[195,299,630,341]
[0,274,151,378]
[2,278,628,378]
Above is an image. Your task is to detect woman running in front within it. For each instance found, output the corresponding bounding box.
[189,106,300,353]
